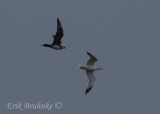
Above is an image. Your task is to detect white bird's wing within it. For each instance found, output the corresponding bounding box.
[87,51,98,66]
[85,71,96,94]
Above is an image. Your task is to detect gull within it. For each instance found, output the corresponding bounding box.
[42,18,65,50]
[78,51,103,95]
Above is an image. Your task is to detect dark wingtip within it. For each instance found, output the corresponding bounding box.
[87,51,92,57]
[57,18,60,23]
[85,90,87,95]
[86,51,98,61]
[85,87,92,95]
[87,51,90,55]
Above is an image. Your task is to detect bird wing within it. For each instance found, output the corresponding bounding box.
[52,18,64,45]
[87,51,98,66]
[85,71,96,94]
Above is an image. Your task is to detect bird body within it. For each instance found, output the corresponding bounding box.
[79,65,102,71]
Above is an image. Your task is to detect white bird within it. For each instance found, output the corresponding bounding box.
[78,51,103,95]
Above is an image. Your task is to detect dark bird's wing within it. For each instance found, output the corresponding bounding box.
[85,71,96,95]
[87,51,98,66]
[52,18,64,45]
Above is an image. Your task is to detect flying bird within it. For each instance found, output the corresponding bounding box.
[78,51,103,95]
[42,18,65,50]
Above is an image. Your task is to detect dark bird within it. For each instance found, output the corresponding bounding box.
[78,52,103,95]
[42,18,65,50]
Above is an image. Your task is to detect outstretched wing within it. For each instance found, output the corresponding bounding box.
[52,18,64,45]
[87,51,98,66]
[85,71,96,94]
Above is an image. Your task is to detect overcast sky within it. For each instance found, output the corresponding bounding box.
[0,0,160,114]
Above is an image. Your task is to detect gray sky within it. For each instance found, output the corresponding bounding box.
[0,0,160,114]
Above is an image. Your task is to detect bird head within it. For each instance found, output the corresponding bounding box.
[41,44,50,47]
[97,67,103,70]
[78,64,83,69]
